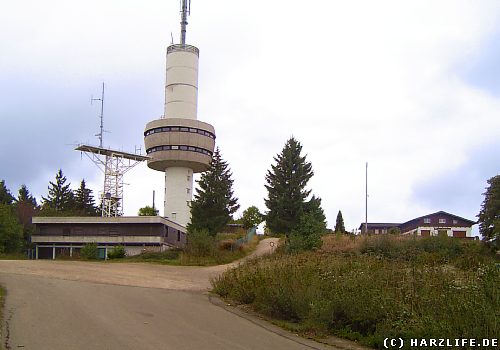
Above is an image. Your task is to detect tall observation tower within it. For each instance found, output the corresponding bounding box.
[144,0,215,227]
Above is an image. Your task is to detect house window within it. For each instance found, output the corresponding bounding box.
[424,218,431,224]
[374,229,379,234]
[439,218,446,224]
[453,219,458,224]
[177,230,181,241]
[187,188,190,194]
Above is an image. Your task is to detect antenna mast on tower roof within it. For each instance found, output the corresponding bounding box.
[91,82,105,148]
[180,0,191,45]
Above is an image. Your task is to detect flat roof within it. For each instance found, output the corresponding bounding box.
[32,216,186,231]
[75,144,149,162]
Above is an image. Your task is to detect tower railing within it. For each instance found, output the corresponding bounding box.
[167,44,199,56]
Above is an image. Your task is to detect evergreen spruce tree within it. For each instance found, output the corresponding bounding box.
[188,148,239,236]
[41,169,75,214]
[334,210,346,234]
[14,185,38,246]
[478,175,500,246]
[74,179,99,216]
[264,137,314,235]
[0,180,14,205]
[304,195,327,230]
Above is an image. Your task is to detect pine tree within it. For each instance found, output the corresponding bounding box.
[74,179,99,216]
[478,175,500,246]
[0,180,14,205]
[334,210,346,234]
[304,195,327,230]
[265,137,314,235]
[41,169,75,214]
[188,148,240,236]
[14,185,38,246]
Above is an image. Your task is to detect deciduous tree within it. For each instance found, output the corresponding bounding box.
[241,206,263,229]
[138,205,159,216]
[0,204,23,254]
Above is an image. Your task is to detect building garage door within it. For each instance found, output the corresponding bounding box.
[37,247,53,259]
[453,230,466,238]
[421,230,430,237]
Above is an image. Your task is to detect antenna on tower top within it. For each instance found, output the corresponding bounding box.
[180,0,191,45]
[91,82,105,148]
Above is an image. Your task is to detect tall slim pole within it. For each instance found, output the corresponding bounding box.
[365,162,368,234]
[180,0,190,45]
[91,82,105,148]
[99,83,104,147]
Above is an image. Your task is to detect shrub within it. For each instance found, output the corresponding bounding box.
[80,242,99,260]
[286,212,324,253]
[185,229,216,257]
[213,237,499,349]
[107,245,126,259]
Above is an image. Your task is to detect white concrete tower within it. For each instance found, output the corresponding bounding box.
[144,0,215,227]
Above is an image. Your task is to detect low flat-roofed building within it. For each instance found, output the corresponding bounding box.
[31,216,186,259]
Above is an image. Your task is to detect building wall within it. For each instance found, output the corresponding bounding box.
[32,221,187,251]
[404,226,473,238]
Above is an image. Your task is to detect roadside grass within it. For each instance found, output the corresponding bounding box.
[0,285,5,350]
[212,235,500,349]
[0,252,27,260]
[114,235,259,266]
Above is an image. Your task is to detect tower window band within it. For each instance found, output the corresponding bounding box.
[146,145,213,156]
[144,126,215,139]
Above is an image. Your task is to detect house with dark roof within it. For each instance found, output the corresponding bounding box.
[359,211,476,238]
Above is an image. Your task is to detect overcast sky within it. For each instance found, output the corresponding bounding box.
[1,0,500,233]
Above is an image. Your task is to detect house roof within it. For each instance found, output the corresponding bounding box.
[400,211,476,226]
[358,211,476,230]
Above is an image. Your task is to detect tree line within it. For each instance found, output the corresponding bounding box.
[0,170,99,254]
[187,137,348,252]
[187,136,500,251]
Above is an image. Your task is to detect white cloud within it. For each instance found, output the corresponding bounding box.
[2,0,500,230]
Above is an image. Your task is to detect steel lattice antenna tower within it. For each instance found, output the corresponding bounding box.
[76,84,148,217]
[144,0,216,226]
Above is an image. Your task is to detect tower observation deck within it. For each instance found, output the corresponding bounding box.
[144,0,215,227]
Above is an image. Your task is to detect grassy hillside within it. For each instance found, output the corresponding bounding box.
[212,235,499,349]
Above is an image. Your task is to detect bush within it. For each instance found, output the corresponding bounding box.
[185,229,216,257]
[213,236,500,349]
[107,245,126,259]
[80,242,99,260]
[286,212,324,253]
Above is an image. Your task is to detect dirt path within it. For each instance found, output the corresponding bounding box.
[0,237,279,291]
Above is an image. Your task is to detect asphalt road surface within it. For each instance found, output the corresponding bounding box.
[0,239,340,350]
